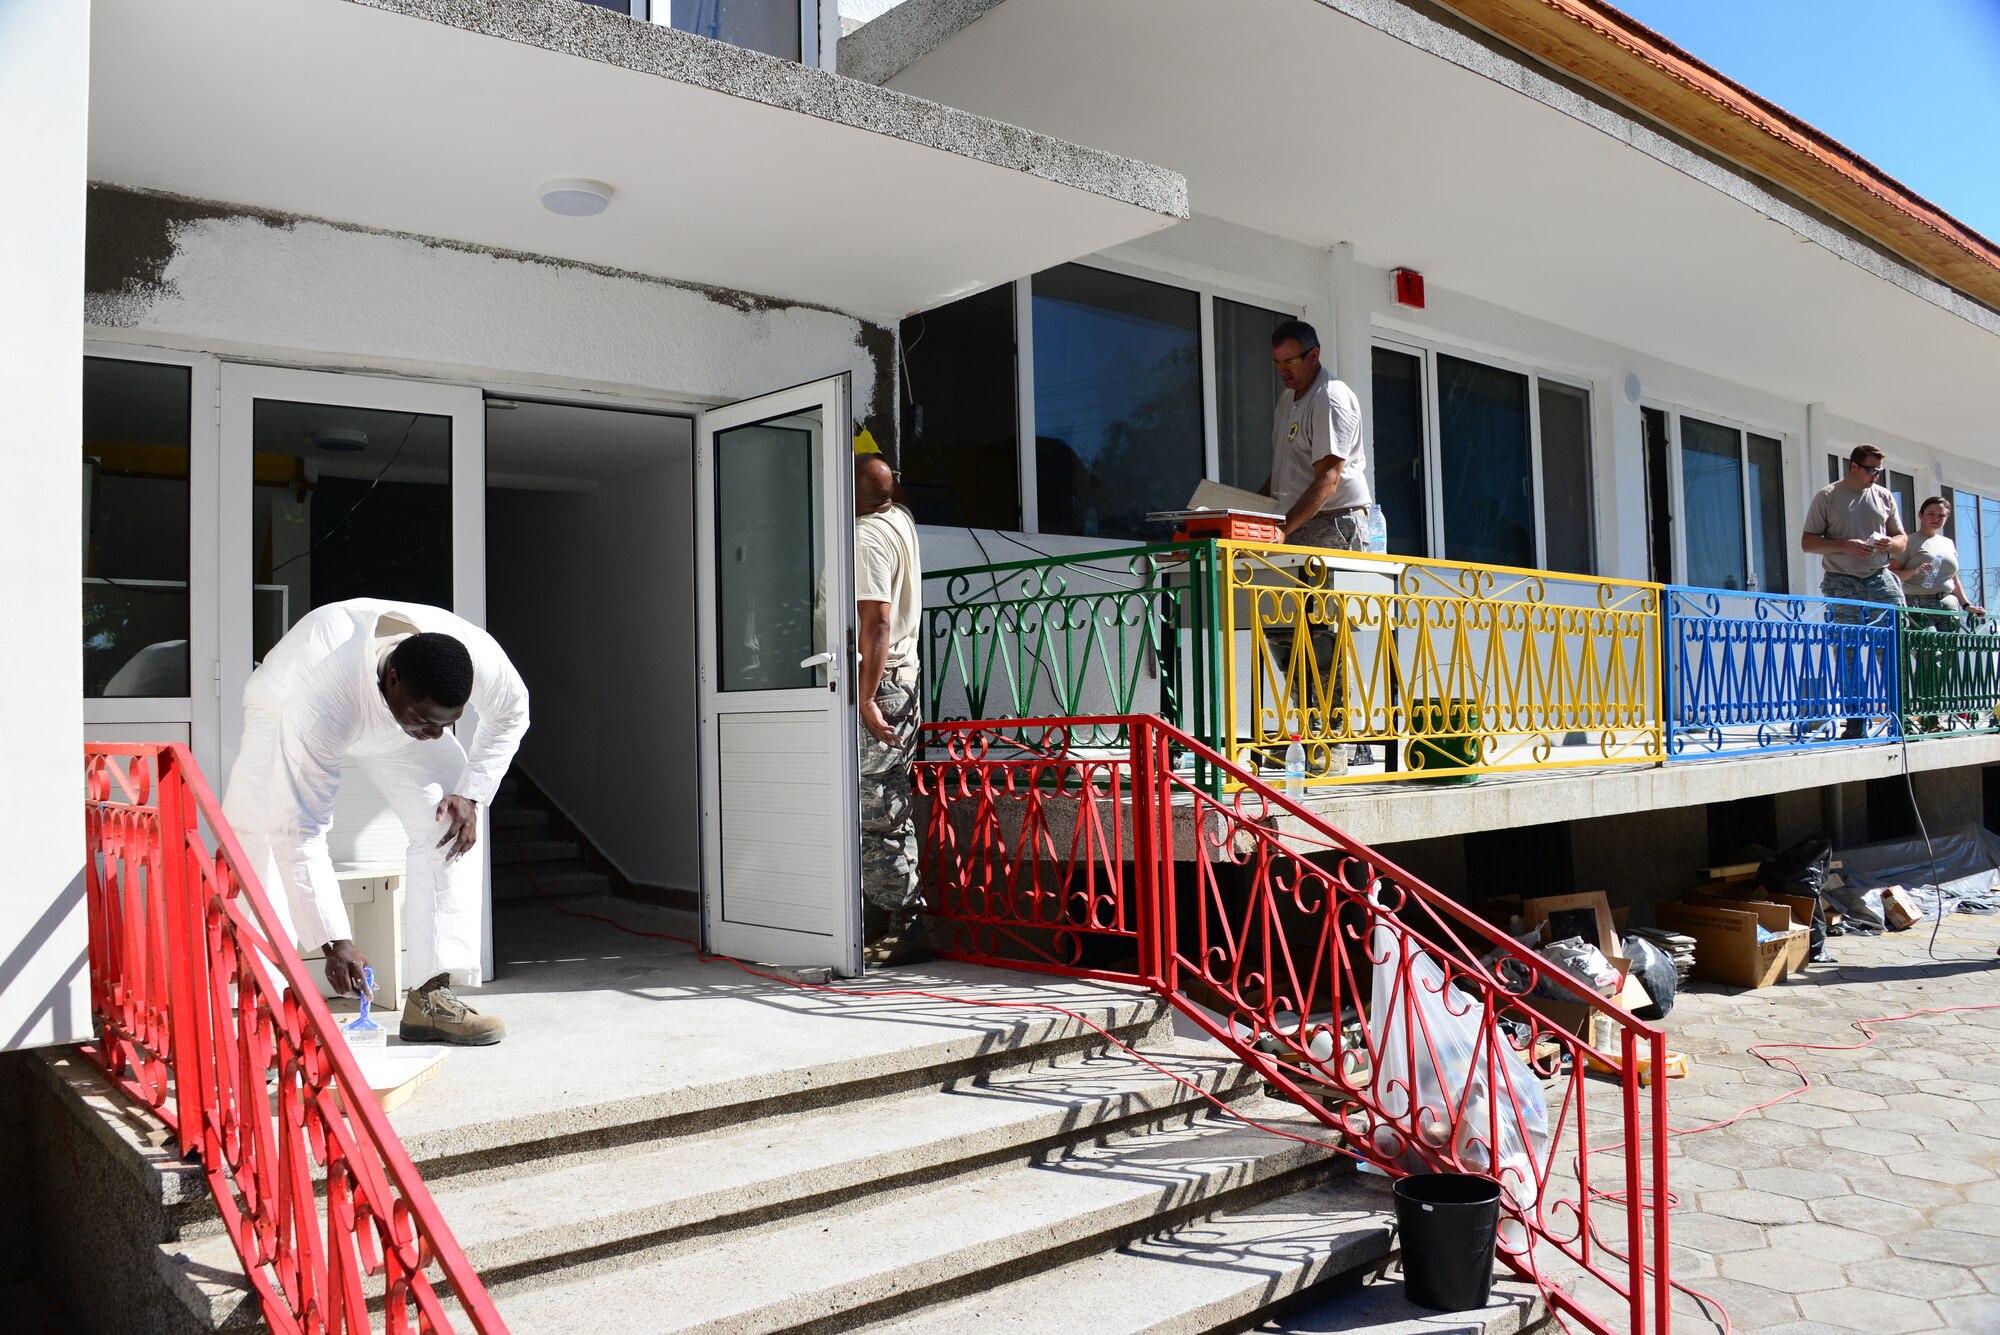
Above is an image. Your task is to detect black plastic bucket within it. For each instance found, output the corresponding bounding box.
[1394,1172,1502,1311]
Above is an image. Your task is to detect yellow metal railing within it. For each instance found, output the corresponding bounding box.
[1217,542,1664,787]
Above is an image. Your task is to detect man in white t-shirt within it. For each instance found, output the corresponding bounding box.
[854,455,927,964]
[1262,319,1370,549]
[1259,319,1373,766]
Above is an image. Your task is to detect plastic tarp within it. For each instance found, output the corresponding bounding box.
[1826,823,2000,930]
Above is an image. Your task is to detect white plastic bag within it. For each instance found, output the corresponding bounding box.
[1366,922,1550,1222]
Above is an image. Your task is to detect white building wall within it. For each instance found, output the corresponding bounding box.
[1,0,91,1049]
[88,203,888,419]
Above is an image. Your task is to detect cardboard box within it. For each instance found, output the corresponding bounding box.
[1683,892,1812,974]
[1882,886,1922,931]
[1655,900,1791,990]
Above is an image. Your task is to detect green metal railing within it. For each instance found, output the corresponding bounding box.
[1901,605,2000,734]
[923,541,1222,783]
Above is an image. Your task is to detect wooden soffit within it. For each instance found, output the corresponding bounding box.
[1434,0,2000,314]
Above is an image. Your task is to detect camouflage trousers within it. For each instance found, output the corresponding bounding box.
[860,668,922,913]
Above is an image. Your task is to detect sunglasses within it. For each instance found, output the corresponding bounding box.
[1854,462,1884,476]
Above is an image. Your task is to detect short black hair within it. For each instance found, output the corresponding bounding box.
[389,633,474,708]
[1271,319,1320,352]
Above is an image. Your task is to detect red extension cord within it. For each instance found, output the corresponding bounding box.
[500,829,2000,1335]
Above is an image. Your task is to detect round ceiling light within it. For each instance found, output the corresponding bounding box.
[311,429,369,453]
[540,178,614,217]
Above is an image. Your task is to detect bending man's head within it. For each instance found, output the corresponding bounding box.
[381,632,474,740]
[856,455,896,516]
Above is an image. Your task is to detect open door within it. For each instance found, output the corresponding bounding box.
[695,376,861,974]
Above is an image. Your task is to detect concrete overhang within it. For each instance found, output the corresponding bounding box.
[848,0,2000,453]
[85,0,1186,324]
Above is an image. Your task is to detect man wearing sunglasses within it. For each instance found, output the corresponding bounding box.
[1801,444,1907,739]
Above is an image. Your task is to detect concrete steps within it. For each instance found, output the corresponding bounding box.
[495,1097,1339,1335]
[52,936,1541,1335]
[851,1178,1393,1335]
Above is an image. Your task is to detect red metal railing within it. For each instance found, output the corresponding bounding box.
[84,743,507,1335]
[917,717,1672,1335]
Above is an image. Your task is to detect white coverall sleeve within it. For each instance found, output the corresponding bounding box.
[267,667,359,949]
[454,641,530,807]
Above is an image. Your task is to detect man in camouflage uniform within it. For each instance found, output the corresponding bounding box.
[854,455,927,964]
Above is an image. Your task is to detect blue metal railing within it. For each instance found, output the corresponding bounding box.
[1663,586,1901,757]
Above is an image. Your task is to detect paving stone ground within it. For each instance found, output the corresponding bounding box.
[1618,908,2000,1334]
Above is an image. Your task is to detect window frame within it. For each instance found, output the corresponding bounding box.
[1002,256,1307,539]
[1366,335,1599,573]
[1652,403,1791,593]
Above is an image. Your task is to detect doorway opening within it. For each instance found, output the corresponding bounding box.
[484,399,700,916]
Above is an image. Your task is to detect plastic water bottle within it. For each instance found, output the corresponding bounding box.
[1366,504,1388,554]
[1284,735,1307,800]
[344,966,385,1049]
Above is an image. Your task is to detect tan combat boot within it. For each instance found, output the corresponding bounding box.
[400,973,506,1046]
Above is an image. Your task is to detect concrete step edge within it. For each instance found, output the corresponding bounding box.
[436,1046,1271,1277]
[394,993,1176,1167]
[850,1175,1398,1335]
[489,1097,1345,1335]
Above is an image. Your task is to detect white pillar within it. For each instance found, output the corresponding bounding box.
[0,0,90,1049]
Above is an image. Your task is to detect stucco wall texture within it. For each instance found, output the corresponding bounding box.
[85,186,898,444]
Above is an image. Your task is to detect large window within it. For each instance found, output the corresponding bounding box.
[1438,354,1535,569]
[1680,415,1785,593]
[898,285,1018,530]
[1214,298,1289,491]
[83,357,192,698]
[1031,264,1204,540]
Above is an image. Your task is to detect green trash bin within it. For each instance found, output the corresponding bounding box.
[1406,698,1480,784]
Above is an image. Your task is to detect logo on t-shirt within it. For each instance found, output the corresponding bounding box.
[1287,423,1299,440]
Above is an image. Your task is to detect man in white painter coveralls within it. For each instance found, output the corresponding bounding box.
[222,599,530,1045]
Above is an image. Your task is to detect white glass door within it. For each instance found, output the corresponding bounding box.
[695,376,860,974]
[218,365,488,972]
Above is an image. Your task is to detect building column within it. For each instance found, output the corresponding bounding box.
[0,0,90,1048]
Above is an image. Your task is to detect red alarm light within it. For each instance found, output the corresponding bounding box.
[1393,268,1426,309]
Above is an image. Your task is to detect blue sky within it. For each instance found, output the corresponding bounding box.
[1611,0,2000,241]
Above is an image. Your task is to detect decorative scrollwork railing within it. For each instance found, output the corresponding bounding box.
[1217,542,1662,786]
[915,716,1672,1335]
[1899,605,2000,735]
[924,540,1221,773]
[1663,586,1899,756]
[84,743,507,1335]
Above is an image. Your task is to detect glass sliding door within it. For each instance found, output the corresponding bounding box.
[1437,354,1533,568]
[1679,417,1749,591]
[1031,263,1203,540]
[1746,433,1788,593]
[1537,380,1594,576]
[1370,347,1427,558]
